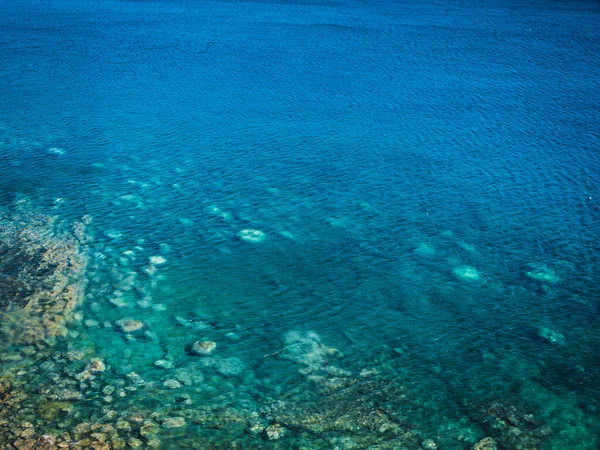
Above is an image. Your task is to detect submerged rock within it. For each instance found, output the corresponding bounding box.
[422,439,438,449]
[414,243,435,257]
[127,437,143,448]
[149,255,167,265]
[161,417,186,429]
[163,379,181,389]
[225,332,241,341]
[281,331,339,372]
[0,207,88,346]
[190,340,217,355]
[154,359,176,370]
[174,368,204,386]
[115,318,144,333]
[47,147,66,156]
[265,423,287,440]
[174,316,210,330]
[215,357,245,376]
[452,265,483,282]
[473,437,498,450]
[537,327,567,346]
[525,263,560,284]
[86,358,106,373]
[205,205,233,222]
[246,414,267,436]
[146,437,161,448]
[279,230,297,241]
[237,229,266,243]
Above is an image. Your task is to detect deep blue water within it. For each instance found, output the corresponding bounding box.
[1,0,600,448]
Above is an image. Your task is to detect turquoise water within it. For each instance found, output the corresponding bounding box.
[1,0,600,448]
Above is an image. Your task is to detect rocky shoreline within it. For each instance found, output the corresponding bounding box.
[0,205,559,449]
[0,207,88,347]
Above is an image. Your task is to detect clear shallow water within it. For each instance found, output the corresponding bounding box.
[1,0,600,448]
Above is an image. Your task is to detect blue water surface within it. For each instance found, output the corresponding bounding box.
[1,0,600,448]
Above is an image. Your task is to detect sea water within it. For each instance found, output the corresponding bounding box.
[1,0,599,448]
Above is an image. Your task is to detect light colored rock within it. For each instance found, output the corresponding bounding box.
[174,368,204,386]
[265,423,286,440]
[526,263,560,284]
[140,421,160,437]
[237,229,266,243]
[174,316,209,330]
[115,420,131,431]
[225,332,241,341]
[452,265,482,282]
[473,437,498,450]
[174,316,193,327]
[537,327,567,346]
[161,417,185,429]
[127,438,143,448]
[147,437,161,448]
[103,385,115,396]
[422,439,438,450]
[163,379,181,389]
[14,439,37,450]
[105,230,122,239]
[149,256,167,265]
[87,358,106,373]
[115,318,144,333]
[414,243,435,257]
[191,340,216,355]
[247,422,265,436]
[279,231,296,241]
[154,360,175,369]
[65,350,85,361]
[282,331,338,372]
[458,242,476,253]
[205,205,233,223]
